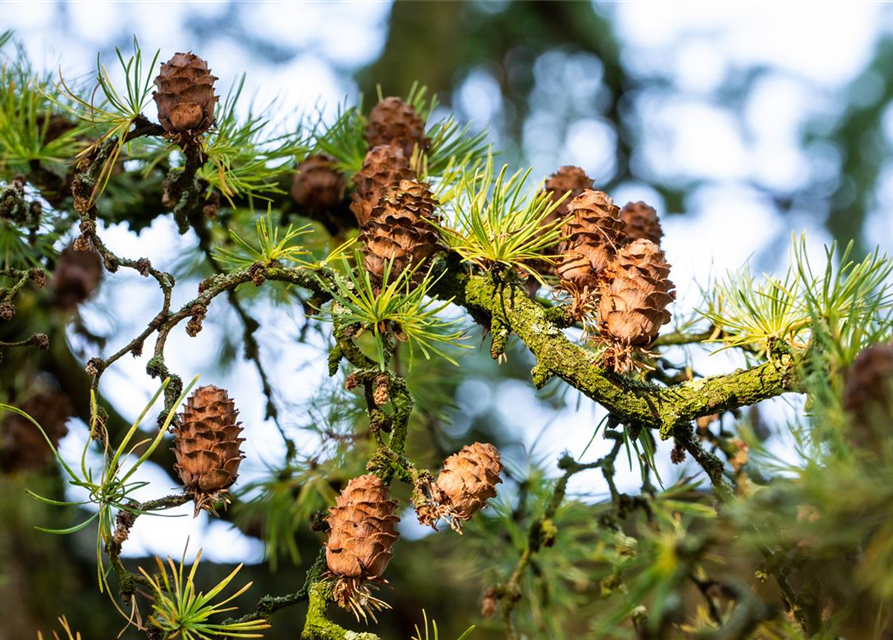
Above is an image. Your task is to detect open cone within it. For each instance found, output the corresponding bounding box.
[153,52,218,140]
[555,189,626,316]
[366,97,428,159]
[172,385,244,516]
[325,474,400,622]
[291,154,346,213]
[0,390,72,473]
[843,342,893,451]
[598,239,675,373]
[417,442,503,533]
[359,178,443,285]
[350,145,415,227]
[620,201,663,246]
[526,166,594,287]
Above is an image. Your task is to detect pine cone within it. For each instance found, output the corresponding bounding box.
[326,474,400,620]
[543,166,593,227]
[843,343,893,449]
[419,443,503,532]
[359,179,443,284]
[172,385,244,515]
[366,97,428,159]
[598,239,675,372]
[350,145,415,226]
[153,52,218,139]
[51,245,103,310]
[524,167,594,287]
[620,201,664,245]
[290,154,346,213]
[0,390,72,473]
[557,190,626,293]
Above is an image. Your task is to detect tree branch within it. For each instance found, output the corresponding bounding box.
[433,265,799,438]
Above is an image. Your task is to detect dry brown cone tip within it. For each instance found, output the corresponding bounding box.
[290,154,346,213]
[620,201,664,246]
[557,189,627,314]
[172,385,244,516]
[366,97,429,160]
[350,144,416,227]
[598,238,675,373]
[417,442,503,533]
[325,474,400,623]
[153,52,218,142]
[843,342,893,451]
[359,178,443,286]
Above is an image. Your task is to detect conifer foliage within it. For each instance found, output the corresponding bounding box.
[3,32,893,640]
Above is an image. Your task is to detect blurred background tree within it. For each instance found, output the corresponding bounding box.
[2,2,893,639]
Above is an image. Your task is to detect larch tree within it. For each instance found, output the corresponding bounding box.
[1,32,893,640]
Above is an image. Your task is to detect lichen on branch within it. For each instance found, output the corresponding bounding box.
[432,263,799,437]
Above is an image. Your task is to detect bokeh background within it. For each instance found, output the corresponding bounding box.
[2,2,893,638]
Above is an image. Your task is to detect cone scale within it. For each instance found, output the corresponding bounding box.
[557,189,626,294]
[620,201,664,246]
[350,145,415,227]
[290,154,346,213]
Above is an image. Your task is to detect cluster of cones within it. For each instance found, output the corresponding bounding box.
[292,97,443,286]
[540,166,675,373]
[171,390,503,623]
[324,442,502,621]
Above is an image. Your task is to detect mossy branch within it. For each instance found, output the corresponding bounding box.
[433,265,799,437]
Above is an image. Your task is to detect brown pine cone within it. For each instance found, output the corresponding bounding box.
[172,385,244,515]
[524,167,594,288]
[359,179,443,284]
[326,474,400,619]
[366,97,429,159]
[350,145,415,226]
[543,166,593,228]
[843,342,893,449]
[290,154,346,213]
[620,201,664,246]
[153,52,218,139]
[0,389,72,473]
[51,245,103,310]
[418,442,503,532]
[598,239,675,372]
[557,190,626,293]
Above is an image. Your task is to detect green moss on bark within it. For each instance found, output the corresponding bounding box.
[301,582,379,640]
[433,268,798,432]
